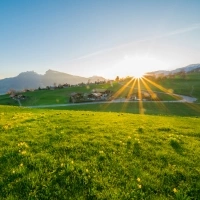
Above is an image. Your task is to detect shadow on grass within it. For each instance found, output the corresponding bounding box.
[170,139,183,155]
[133,141,141,156]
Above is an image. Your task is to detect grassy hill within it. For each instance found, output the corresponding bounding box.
[155,72,200,102]
[47,102,200,117]
[0,106,200,199]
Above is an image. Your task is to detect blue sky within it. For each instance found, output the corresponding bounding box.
[0,0,200,79]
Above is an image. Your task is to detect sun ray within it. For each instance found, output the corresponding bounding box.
[112,78,135,100]
[137,78,144,114]
[140,78,170,112]
[143,77,181,101]
[121,78,137,111]
[102,78,135,110]
[143,76,200,114]
[126,78,137,99]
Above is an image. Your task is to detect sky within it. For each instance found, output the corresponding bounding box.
[0,0,200,79]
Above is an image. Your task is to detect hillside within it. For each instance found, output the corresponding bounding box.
[0,70,106,94]
[149,63,200,76]
[0,106,200,199]
[154,71,200,102]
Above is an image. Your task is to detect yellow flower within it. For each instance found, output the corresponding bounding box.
[137,178,141,182]
[21,151,26,155]
[138,184,142,189]
[20,163,23,167]
[173,188,178,193]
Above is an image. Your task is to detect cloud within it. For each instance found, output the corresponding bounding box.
[160,23,200,38]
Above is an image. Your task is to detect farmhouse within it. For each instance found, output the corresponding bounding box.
[69,89,112,103]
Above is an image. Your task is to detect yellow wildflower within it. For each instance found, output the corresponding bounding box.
[21,151,26,155]
[173,188,178,193]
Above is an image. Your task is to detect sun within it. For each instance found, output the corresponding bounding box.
[133,71,144,79]
[123,54,168,78]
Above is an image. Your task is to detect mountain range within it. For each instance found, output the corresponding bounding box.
[149,64,200,75]
[0,64,200,94]
[0,70,106,94]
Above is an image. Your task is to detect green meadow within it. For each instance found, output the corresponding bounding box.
[0,72,200,199]
[0,81,185,107]
[155,72,200,102]
[47,102,200,117]
[0,106,200,199]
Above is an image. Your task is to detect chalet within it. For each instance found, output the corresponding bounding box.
[69,90,112,103]
[69,92,84,103]
[10,94,26,100]
[88,93,102,100]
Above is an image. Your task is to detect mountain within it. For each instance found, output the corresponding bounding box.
[149,64,200,76]
[0,70,106,94]
[171,64,200,73]
[88,76,106,82]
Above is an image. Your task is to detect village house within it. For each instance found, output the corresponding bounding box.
[69,89,112,103]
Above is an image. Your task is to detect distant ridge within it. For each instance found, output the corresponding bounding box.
[0,70,106,94]
[149,63,200,75]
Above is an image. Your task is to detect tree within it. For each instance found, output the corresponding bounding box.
[115,76,119,81]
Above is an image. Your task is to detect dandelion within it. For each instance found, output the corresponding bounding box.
[138,184,142,189]
[12,170,15,173]
[20,163,23,167]
[21,151,26,155]
[86,169,89,173]
[137,178,141,182]
[71,160,74,164]
[173,188,178,193]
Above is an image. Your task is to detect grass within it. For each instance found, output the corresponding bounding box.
[0,105,200,199]
[155,72,200,102]
[0,83,113,106]
[45,102,200,117]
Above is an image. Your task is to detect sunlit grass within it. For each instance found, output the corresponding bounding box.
[0,105,200,199]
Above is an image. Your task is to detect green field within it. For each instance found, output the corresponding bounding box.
[154,72,200,102]
[0,81,183,107]
[0,106,200,199]
[46,102,200,117]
